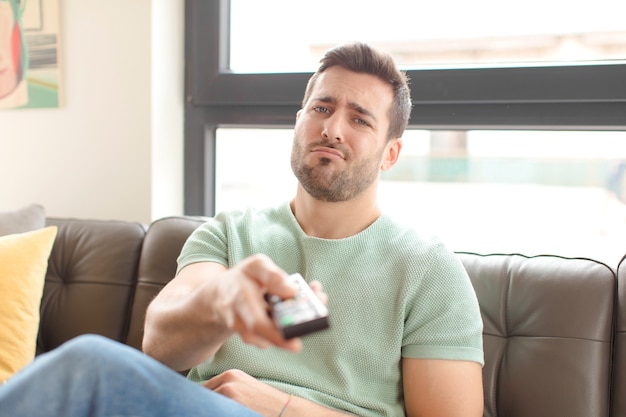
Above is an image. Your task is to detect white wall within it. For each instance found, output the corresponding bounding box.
[151,0,184,222]
[0,0,184,224]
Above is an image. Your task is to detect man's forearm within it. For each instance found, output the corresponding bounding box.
[142,284,232,371]
[281,396,356,417]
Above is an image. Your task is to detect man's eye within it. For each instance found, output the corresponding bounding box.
[314,106,330,114]
[355,118,370,127]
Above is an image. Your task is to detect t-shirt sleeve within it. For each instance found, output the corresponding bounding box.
[176,216,229,275]
[401,245,484,366]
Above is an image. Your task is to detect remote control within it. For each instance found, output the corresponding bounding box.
[266,273,330,339]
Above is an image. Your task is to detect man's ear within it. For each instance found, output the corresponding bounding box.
[381,138,402,171]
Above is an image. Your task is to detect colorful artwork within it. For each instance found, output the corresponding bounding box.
[0,0,60,110]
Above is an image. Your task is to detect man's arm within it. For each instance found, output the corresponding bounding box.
[204,369,355,417]
[402,358,483,417]
[142,254,301,371]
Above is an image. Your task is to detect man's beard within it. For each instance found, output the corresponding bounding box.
[290,137,382,203]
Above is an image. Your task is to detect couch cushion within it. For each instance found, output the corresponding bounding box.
[0,204,46,236]
[0,226,57,382]
[457,253,615,417]
[38,218,145,354]
[613,255,626,417]
[126,216,207,350]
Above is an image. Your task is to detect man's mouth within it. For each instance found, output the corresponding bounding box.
[310,145,345,160]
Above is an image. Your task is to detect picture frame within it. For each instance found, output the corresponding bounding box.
[0,0,61,110]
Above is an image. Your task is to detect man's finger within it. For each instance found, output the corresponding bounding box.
[240,254,297,299]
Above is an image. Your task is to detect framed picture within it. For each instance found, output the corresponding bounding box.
[0,0,61,110]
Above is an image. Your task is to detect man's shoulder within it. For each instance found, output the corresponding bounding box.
[378,214,444,247]
[376,214,462,270]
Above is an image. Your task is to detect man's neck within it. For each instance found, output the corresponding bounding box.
[290,186,382,240]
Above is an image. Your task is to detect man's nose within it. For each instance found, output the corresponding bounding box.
[322,114,345,142]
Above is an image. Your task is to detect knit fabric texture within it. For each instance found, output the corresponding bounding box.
[178,202,483,416]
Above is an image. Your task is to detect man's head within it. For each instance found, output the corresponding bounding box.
[291,43,408,203]
[301,42,412,141]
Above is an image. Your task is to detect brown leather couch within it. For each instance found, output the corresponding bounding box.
[40,216,626,417]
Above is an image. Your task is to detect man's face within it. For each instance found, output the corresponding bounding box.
[290,66,396,202]
[0,2,19,98]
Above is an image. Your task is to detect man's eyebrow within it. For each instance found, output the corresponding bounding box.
[313,96,377,121]
[314,96,335,105]
[349,102,376,122]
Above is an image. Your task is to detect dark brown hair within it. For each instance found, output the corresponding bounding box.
[302,42,412,140]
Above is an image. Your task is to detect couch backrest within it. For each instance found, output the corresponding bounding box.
[458,253,616,417]
[40,217,624,417]
[125,216,207,349]
[40,218,145,354]
[614,255,626,417]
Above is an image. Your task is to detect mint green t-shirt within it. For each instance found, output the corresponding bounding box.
[177,202,483,417]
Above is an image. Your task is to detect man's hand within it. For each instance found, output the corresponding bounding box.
[143,254,328,370]
[204,369,291,417]
[206,254,303,352]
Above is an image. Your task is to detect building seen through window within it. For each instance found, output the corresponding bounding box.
[216,129,626,266]
[230,0,626,72]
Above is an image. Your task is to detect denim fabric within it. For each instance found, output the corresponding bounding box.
[0,335,262,417]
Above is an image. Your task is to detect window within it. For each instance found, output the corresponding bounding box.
[215,128,626,265]
[185,0,626,264]
[230,0,626,73]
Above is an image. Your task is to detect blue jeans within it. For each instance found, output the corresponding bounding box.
[0,334,262,417]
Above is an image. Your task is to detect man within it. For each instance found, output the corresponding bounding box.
[0,42,483,416]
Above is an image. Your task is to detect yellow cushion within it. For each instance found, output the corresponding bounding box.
[0,226,57,383]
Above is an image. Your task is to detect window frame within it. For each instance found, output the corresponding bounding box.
[184,0,626,216]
